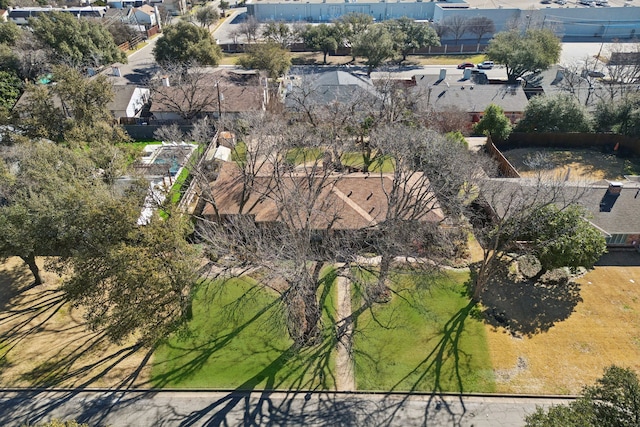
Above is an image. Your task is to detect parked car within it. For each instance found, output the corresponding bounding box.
[554,0,567,4]
[541,0,551,4]
[477,61,494,69]
[457,62,475,69]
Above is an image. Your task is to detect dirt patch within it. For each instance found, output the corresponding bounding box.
[0,257,152,388]
[486,258,640,394]
[501,147,640,181]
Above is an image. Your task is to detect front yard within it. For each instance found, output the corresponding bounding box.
[2,254,640,394]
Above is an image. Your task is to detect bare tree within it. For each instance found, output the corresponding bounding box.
[468,174,598,302]
[149,64,221,120]
[443,16,468,45]
[465,16,495,44]
[196,114,482,347]
[430,21,450,40]
[601,41,640,101]
[239,15,261,44]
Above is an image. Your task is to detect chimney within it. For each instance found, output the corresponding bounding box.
[608,182,623,195]
[161,75,170,87]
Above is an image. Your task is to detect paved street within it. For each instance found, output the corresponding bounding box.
[0,389,572,426]
[106,35,163,85]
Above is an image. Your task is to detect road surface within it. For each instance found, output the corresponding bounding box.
[0,389,572,426]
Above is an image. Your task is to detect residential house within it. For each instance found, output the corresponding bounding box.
[202,161,444,232]
[484,177,640,248]
[407,70,529,124]
[130,4,157,27]
[7,6,107,25]
[149,69,268,122]
[284,70,381,114]
[108,85,151,120]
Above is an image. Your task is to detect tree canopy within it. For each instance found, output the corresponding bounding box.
[153,21,222,66]
[300,24,340,64]
[526,366,640,427]
[473,104,512,141]
[352,24,396,76]
[30,11,126,68]
[520,204,606,272]
[593,93,640,137]
[237,41,291,79]
[486,29,561,82]
[517,94,592,133]
[384,17,440,61]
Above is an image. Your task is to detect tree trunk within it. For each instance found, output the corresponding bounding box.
[370,254,392,303]
[323,51,328,64]
[287,263,323,347]
[21,253,42,286]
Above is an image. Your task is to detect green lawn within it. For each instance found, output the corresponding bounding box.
[352,270,495,393]
[285,147,324,165]
[151,272,339,390]
[341,152,395,173]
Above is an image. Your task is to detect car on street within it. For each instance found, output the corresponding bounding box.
[477,61,494,69]
[457,62,475,69]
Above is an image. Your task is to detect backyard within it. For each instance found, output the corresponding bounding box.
[502,147,640,180]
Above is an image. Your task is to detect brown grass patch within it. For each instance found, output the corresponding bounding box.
[0,257,152,388]
[486,263,640,394]
[502,147,640,181]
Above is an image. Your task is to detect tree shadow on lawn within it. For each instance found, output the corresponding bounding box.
[0,259,39,312]
[475,263,582,336]
[366,299,479,427]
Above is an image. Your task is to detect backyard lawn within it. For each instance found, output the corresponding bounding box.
[352,270,495,393]
[151,274,339,390]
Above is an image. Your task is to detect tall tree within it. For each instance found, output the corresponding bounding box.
[486,29,561,83]
[194,5,220,30]
[262,21,297,48]
[442,15,468,45]
[237,41,291,79]
[0,70,21,111]
[334,12,373,61]
[153,21,222,65]
[469,176,598,302]
[59,208,201,345]
[593,93,640,137]
[385,17,440,62]
[197,115,478,347]
[523,204,606,273]
[238,15,260,44]
[0,143,99,285]
[352,24,396,76]
[30,11,126,68]
[465,16,495,44]
[516,94,592,133]
[219,0,230,16]
[300,24,339,65]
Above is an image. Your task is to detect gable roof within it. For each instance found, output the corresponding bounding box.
[411,73,529,114]
[285,70,379,109]
[203,161,444,230]
[134,4,155,15]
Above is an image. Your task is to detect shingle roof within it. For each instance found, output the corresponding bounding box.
[411,73,529,113]
[203,161,444,230]
[150,70,265,114]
